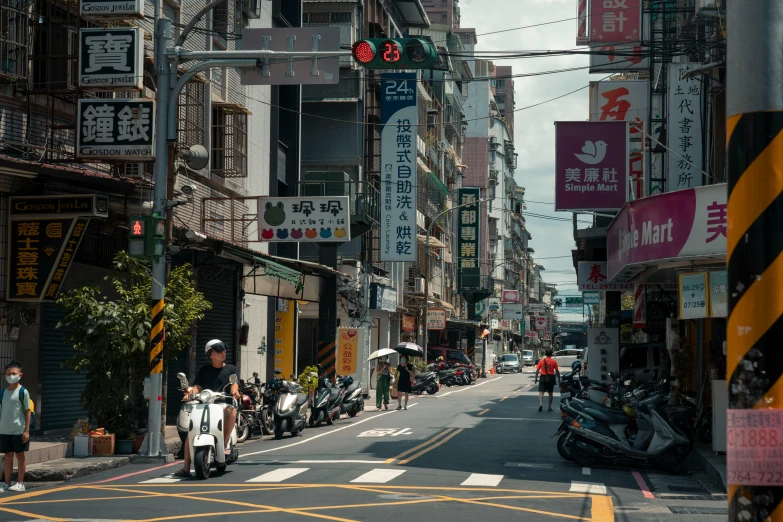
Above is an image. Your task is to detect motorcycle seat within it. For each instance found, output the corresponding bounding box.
[345,383,360,394]
[584,407,630,425]
[329,388,341,400]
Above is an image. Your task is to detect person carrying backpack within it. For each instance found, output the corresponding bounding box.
[0,361,32,492]
[534,350,560,412]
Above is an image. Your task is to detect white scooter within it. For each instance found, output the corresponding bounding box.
[176,372,240,479]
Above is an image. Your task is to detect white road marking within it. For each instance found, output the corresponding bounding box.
[140,470,194,484]
[391,428,412,436]
[582,467,591,476]
[481,417,561,421]
[461,473,504,487]
[250,460,385,464]
[246,467,310,483]
[351,468,406,484]
[241,404,418,457]
[570,481,606,494]
[437,377,501,397]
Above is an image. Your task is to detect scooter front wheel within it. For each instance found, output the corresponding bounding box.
[194,446,212,480]
[236,412,250,443]
[426,386,438,395]
[261,409,274,435]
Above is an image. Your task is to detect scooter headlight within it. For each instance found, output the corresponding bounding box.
[199,390,213,403]
[182,403,194,413]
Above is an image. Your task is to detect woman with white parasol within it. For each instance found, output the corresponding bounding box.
[369,348,396,411]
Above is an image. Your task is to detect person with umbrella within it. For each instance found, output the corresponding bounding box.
[375,356,392,411]
[396,356,415,410]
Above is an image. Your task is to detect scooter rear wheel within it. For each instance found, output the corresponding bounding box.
[426,386,438,395]
[194,446,212,480]
[570,437,599,468]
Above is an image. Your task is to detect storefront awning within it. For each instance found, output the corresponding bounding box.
[417,234,447,249]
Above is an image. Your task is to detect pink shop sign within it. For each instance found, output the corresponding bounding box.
[607,184,727,281]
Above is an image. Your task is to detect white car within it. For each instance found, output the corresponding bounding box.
[521,350,535,366]
[553,349,584,372]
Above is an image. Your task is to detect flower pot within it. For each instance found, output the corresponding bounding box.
[116,439,135,455]
[132,433,145,454]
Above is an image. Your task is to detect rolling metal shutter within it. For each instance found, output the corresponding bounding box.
[195,263,239,370]
[40,304,88,430]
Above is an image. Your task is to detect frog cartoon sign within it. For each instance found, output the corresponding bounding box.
[257,196,351,243]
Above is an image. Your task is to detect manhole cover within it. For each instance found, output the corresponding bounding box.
[669,507,728,515]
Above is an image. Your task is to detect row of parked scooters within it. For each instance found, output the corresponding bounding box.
[554,364,698,474]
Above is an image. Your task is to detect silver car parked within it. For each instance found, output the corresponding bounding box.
[497,354,520,374]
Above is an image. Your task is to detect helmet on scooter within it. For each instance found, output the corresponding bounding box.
[205,339,227,355]
[437,356,444,362]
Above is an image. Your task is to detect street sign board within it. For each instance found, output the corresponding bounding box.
[243,28,342,85]
[502,303,524,319]
[564,296,583,308]
[426,308,446,331]
[257,196,350,242]
[80,0,143,18]
[79,27,144,90]
[457,187,481,290]
[379,73,418,261]
[77,99,155,160]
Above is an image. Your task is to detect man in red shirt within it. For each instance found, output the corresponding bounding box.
[534,350,560,412]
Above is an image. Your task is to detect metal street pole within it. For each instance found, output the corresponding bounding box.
[726,2,783,519]
[423,196,492,363]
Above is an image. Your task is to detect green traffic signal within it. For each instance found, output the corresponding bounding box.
[352,38,437,70]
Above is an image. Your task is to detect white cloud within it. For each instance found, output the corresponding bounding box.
[461,0,605,293]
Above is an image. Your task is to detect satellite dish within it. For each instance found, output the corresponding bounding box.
[183,144,209,171]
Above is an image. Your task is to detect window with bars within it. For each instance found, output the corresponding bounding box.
[211,104,248,179]
[0,1,29,82]
[178,81,207,158]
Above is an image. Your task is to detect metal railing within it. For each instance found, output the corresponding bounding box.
[299,179,380,226]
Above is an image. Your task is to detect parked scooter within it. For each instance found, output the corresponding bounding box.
[272,375,309,440]
[339,375,365,417]
[411,370,439,395]
[176,372,239,480]
[310,372,345,427]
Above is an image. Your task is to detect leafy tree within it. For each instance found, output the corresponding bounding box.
[56,253,211,433]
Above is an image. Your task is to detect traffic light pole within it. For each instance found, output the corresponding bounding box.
[726,2,783,519]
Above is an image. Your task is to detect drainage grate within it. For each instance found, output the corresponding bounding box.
[666,486,708,493]
[669,507,729,515]
[659,495,724,501]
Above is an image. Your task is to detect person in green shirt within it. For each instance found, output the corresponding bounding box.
[0,361,31,492]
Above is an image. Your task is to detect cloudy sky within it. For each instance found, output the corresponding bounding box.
[461,0,601,304]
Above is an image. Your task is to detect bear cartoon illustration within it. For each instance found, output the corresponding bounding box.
[276,228,289,239]
[261,229,274,240]
[264,202,286,226]
[291,228,303,239]
[334,227,347,239]
[305,228,318,239]
[319,228,332,239]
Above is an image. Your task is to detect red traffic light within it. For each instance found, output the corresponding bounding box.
[352,41,376,64]
[130,219,144,237]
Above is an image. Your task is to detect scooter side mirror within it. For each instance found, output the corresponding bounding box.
[229,374,238,384]
[177,372,189,387]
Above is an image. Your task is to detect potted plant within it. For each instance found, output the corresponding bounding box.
[107,413,135,455]
[298,366,319,397]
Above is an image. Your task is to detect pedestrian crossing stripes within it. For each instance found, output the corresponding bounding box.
[140,468,516,487]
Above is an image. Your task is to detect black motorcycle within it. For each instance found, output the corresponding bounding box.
[339,375,365,417]
[411,371,439,395]
[310,375,345,427]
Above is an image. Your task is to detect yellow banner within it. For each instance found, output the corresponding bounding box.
[337,327,359,376]
[274,299,295,379]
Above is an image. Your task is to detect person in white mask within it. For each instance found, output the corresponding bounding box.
[0,361,32,492]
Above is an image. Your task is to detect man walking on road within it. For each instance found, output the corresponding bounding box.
[534,350,560,412]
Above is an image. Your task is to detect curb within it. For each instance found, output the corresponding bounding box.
[692,445,727,492]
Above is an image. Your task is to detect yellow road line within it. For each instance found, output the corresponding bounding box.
[477,408,490,416]
[0,485,77,505]
[590,495,614,521]
[500,396,509,402]
[446,496,590,521]
[0,506,67,521]
[140,509,275,522]
[398,428,464,465]
[385,428,455,464]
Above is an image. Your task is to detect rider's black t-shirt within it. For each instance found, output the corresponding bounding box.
[193,364,238,392]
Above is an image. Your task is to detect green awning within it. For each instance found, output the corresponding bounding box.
[223,245,302,287]
[427,170,450,197]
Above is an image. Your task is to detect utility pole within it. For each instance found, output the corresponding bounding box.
[726,2,783,520]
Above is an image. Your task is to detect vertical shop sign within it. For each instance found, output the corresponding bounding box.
[667,63,704,191]
[589,0,642,44]
[77,99,155,160]
[380,73,417,262]
[79,27,144,90]
[337,327,362,376]
[457,187,481,290]
[678,272,709,319]
[274,299,296,378]
[401,314,416,332]
[709,270,728,318]
[587,328,620,389]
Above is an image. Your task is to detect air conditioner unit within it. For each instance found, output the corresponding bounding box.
[241,0,261,18]
[415,278,425,294]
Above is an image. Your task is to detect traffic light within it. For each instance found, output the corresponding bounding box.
[128,215,166,259]
[352,38,437,69]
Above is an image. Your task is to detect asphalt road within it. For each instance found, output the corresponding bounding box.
[0,370,728,521]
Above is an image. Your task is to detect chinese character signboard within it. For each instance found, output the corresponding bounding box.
[79,28,143,90]
[587,328,619,392]
[77,99,154,160]
[555,121,628,211]
[457,187,481,290]
[401,314,416,332]
[502,289,519,303]
[606,183,727,281]
[589,45,649,73]
[380,73,417,262]
[667,63,705,191]
[426,308,446,331]
[257,196,350,242]
[589,0,641,44]
[578,261,633,291]
[274,299,295,377]
[502,303,524,319]
[678,272,709,320]
[589,80,648,134]
[709,270,727,318]
[80,0,143,18]
[337,327,364,376]
[565,296,583,308]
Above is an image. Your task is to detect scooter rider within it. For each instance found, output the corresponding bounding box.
[175,339,240,478]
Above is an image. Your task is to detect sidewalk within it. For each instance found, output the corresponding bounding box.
[693,443,727,491]
[13,427,181,483]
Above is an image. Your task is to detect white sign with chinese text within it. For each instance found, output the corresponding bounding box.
[79,28,143,90]
[380,74,418,262]
[587,328,620,392]
[257,197,350,242]
[80,0,143,18]
[709,270,727,318]
[426,308,446,331]
[76,99,154,160]
[502,303,524,319]
[667,63,705,192]
[578,261,633,291]
[589,80,649,134]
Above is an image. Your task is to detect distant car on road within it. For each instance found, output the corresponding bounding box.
[521,350,535,366]
[552,349,584,371]
[497,354,520,374]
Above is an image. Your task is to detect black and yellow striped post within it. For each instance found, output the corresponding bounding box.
[150,299,164,374]
[727,2,783,519]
